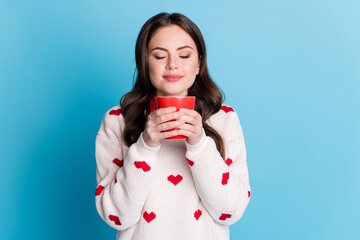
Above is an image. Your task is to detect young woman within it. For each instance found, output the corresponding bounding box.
[95,12,251,240]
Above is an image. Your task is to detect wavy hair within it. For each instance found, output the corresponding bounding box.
[120,12,226,159]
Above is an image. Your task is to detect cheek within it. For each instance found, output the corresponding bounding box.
[148,61,163,77]
[185,60,199,75]
[148,61,163,88]
[148,61,156,75]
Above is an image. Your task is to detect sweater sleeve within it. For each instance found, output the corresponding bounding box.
[95,107,160,231]
[185,108,251,225]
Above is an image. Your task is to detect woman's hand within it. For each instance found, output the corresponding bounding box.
[142,107,185,147]
[177,108,204,145]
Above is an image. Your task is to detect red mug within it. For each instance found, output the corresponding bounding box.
[155,96,196,139]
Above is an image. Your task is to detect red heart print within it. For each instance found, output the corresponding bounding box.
[143,211,156,223]
[95,185,104,196]
[219,213,232,221]
[168,175,183,186]
[109,109,122,116]
[115,177,117,184]
[248,191,251,198]
[194,209,202,221]
[222,172,229,185]
[186,157,194,167]
[113,158,123,168]
[109,214,122,225]
[221,106,234,113]
[225,158,232,166]
[134,161,151,172]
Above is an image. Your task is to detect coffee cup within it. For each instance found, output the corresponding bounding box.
[155,96,196,139]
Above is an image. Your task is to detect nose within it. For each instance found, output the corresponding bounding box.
[166,55,179,69]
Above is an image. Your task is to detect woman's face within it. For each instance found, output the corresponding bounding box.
[147,25,200,97]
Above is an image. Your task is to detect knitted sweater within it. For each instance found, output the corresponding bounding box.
[95,101,251,240]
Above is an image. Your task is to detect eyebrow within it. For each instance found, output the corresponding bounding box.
[150,45,193,52]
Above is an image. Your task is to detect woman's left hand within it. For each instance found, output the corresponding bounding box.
[177,108,204,145]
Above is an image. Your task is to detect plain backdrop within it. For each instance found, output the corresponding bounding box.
[1,0,359,239]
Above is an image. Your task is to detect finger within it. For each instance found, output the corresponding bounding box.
[174,128,203,145]
[149,107,177,120]
[154,107,177,115]
[178,108,200,119]
[169,129,192,138]
[143,127,163,144]
[158,129,182,139]
[178,114,200,126]
[157,119,185,132]
[153,111,184,125]
[176,122,201,135]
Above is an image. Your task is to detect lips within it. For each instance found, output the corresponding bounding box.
[163,74,183,82]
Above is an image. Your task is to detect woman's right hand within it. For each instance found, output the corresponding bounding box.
[142,107,185,147]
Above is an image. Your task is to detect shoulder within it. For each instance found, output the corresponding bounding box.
[209,104,239,122]
[103,104,122,120]
[98,104,124,136]
[207,104,244,138]
[219,105,236,114]
[105,104,123,117]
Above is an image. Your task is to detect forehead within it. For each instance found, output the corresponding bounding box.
[148,25,196,49]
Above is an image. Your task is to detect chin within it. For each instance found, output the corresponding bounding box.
[157,89,188,97]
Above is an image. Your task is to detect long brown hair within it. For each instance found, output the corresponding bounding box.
[120,12,226,159]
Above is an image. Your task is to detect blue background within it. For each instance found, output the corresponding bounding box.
[1,0,359,239]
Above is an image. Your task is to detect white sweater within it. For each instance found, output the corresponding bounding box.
[95,101,251,240]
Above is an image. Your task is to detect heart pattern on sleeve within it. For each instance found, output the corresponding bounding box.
[219,213,232,221]
[225,158,232,166]
[221,106,234,113]
[186,157,194,167]
[221,172,229,185]
[113,158,123,168]
[95,185,104,196]
[109,109,122,116]
[109,214,122,225]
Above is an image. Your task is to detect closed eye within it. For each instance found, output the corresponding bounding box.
[154,55,190,60]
